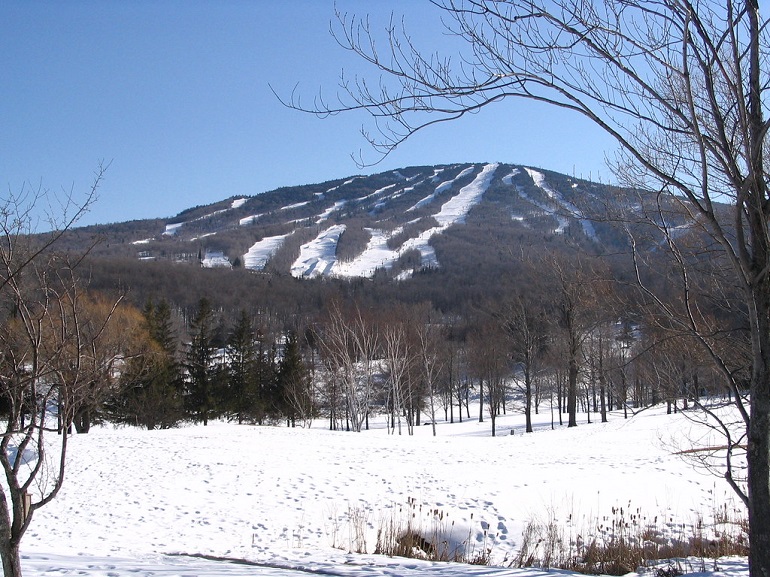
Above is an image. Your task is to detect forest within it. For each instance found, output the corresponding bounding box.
[58,216,743,441]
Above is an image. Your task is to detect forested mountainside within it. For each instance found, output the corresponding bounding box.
[58,161,726,322]
[63,163,658,276]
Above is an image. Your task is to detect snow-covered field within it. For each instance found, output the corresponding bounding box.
[22,404,748,577]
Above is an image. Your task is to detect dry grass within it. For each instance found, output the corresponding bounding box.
[335,498,747,573]
[512,502,748,575]
[372,498,492,564]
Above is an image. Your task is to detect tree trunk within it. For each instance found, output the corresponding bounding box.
[0,541,22,577]
[599,370,607,424]
[747,245,770,576]
[524,366,533,433]
[567,356,578,427]
[478,379,484,423]
[73,410,91,434]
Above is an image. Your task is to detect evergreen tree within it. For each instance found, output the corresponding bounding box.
[225,310,258,424]
[254,330,277,424]
[185,297,219,425]
[277,331,313,427]
[106,298,184,429]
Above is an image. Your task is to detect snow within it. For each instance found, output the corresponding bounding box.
[280,201,311,211]
[162,222,183,235]
[316,201,347,224]
[200,250,231,268]
[524,168,597,240]
[502,169,521,185]
[240,214,263,226]
[21,402,748,577]
[291,224,346,278]
[190,232,216,242]
[332,228,393,278]
[292,164,499,279]
[323,177,362,197]
[410,167,477,212]
[432,163,497,227]
[243,234,291,270]
[231,198,248,209]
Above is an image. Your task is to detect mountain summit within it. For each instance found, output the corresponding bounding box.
[79,162,638,280]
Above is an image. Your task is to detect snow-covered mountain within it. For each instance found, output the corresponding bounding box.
[75,162,700,280]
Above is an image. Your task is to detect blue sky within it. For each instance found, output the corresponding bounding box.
[1,1,616,228]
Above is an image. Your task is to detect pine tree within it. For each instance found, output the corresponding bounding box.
[185,298,218,425]
[254,330,277,424]
[225,310,258,424]
[277,331,313,427]
[107,298,184,429]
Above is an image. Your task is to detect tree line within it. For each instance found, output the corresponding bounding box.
[42,238,740,443]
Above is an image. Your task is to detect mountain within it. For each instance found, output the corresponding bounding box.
[69,162,662,281]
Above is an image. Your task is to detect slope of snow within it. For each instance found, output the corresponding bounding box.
[409,167,476,212]
[322,177,362,198]
[502,168,520,185]
[524,168,597,240]
[316,201,347,224]
[332,228,394,278]
[291,224,346,278]
[231,198,247,209]
[243,234,291,270]
[201,250,231,268]
[331,164,498,278]
[240,214,263,226]
[162,222,183,236]
[516,188,570,234]
[432,163,497,226]
[22,403,748,577]
[280,201,311,211]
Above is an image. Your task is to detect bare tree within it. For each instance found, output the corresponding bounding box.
[319,301,380,432]
[467,318,509,436]
[414,311,445,437]
[382,313,414,435]
[0,170,113,577]
[544,252,607,428]
[289,2,770,568]
[498,290,548,433]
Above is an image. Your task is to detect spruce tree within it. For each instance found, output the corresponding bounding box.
[225,310,258,424]
[185,298,218,425]
[107,299,184,429]
[277,331,312,427]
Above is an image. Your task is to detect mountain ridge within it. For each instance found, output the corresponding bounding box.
[61,162,688,281]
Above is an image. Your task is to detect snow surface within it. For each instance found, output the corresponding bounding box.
[524,168,597,240]
[200,250,231,268]
[291,164,499,279]
[408,166,476,212]
[502,169,521,186]
[231,198,247,209]
[21,403,748,577]
[291,224,347,278]
[162,222,183,236]
[243,234,291,270]
[316,201,347,224]
[432,163,497,227]
[280,201,311,211]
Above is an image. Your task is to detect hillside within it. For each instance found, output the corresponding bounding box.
[64,163,672,281]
